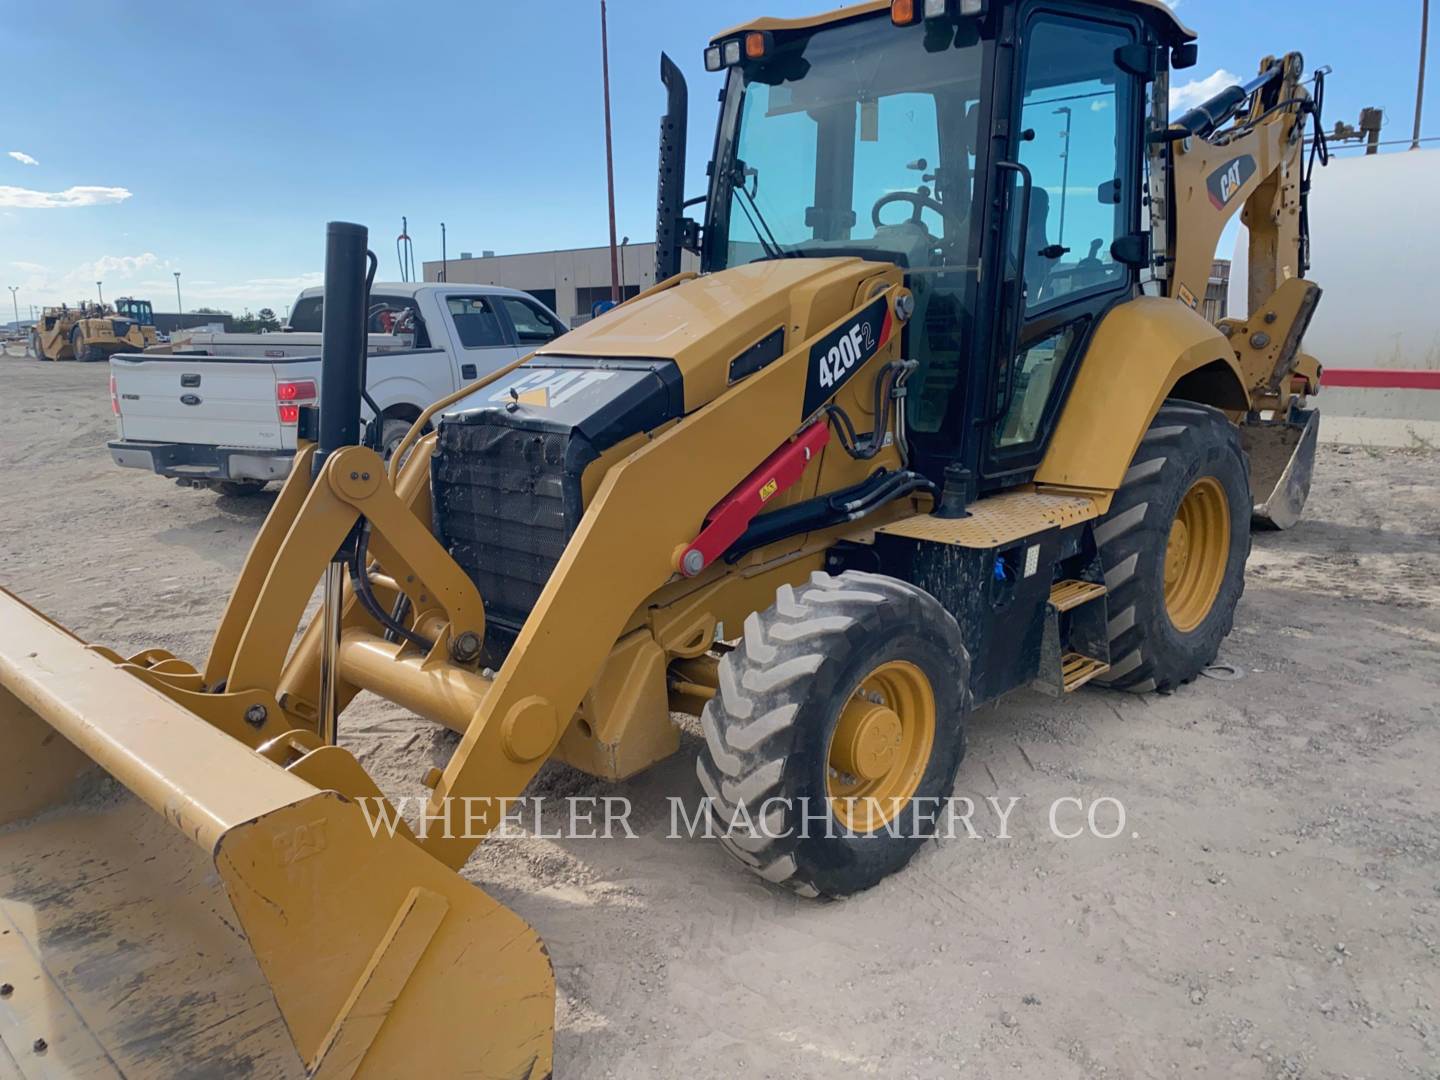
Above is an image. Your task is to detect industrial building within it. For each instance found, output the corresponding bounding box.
[423,241,699,325]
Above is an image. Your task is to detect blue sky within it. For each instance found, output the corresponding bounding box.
[2,0,1432,319]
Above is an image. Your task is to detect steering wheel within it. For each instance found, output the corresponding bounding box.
[872,188,945,229]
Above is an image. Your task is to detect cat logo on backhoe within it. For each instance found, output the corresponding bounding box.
[1207,154,1257,210]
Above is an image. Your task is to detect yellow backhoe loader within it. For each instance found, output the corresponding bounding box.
[29,297,159,361]
[0,1,1326,1074]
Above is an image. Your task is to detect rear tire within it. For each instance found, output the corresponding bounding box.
[1095,400,1250,693]
[695,571,970,898]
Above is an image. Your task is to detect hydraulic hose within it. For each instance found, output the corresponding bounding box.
[348,519,436,653]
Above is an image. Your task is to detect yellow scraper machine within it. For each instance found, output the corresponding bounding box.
[29,298,158,361]
[0,0,1326,1073]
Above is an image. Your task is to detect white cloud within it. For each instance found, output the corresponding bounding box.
[133,271,323,313]
[1170,69,1239,114]
[11,252,166,301]
[91,253,159,277]
[0,185,132,209]
[7,151,39,166]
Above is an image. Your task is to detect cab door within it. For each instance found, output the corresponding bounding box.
[438,291,524,381]
[981,4,1148,484]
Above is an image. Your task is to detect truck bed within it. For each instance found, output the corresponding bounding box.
[156,330,412,359]
[111,353,316,449]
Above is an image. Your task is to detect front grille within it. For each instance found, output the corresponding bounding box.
[430,357,683,665]
[432,418,595,661]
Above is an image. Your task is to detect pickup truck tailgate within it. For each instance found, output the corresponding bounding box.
[111,355,307,449]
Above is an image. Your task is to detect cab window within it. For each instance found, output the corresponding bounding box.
[498,296,565,345]
[368,294,430,347]
[288,297,323,332]
[446,296,507,348]
[1015,16,1134,312]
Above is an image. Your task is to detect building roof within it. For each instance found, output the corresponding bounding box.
[712,0,1194,44]
[294,281,545,301]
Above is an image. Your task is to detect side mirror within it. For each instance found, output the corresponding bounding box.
[1171,42,1199,71]
[1110,233,1151,269]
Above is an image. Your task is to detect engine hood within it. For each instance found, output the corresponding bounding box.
[535,257,895,413]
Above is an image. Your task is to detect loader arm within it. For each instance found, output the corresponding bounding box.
[417,283,903,863]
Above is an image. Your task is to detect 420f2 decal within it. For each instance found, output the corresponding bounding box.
[802,295,893,417]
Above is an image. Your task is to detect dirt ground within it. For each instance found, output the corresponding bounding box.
[2,356,1438,1080]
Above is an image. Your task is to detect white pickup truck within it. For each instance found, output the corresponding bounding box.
[108,282,567,494]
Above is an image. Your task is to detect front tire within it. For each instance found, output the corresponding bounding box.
[1095,400,1250,693]
[71,327,97,362]
[696,571,971,898]
[379,418,413,465]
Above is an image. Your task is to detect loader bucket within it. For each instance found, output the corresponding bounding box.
[1244,406,1320,531]
[0,588,554,1079]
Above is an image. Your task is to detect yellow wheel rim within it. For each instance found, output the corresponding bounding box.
[826,660,936,832]
[1164,476,1230,633]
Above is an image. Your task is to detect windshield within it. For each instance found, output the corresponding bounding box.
[707,15,991,439]
[115,299,153,325]
[708,16,987,275]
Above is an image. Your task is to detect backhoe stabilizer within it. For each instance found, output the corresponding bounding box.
[0,588,555,1079]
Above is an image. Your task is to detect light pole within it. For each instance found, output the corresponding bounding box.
[96,281,103,304]
[1053,106,1073,247]
[600,0,621,302]
[619,236,629,298]
[8,286,18,329]
[173,271,182,316]
[1415,0,1431,150]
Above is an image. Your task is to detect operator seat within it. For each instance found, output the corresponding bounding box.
[1024,187,1060,302]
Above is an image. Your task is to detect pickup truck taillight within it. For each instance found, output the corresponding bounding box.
[109,373,120,416]
[276,379,317,424]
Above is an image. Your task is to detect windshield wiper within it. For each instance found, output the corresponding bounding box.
[728,162,794,261]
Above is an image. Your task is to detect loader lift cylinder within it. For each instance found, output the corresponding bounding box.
[315,220,369,478]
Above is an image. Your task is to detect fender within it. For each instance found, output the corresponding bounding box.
[364,372,432,421]
[1035,296,1248,497]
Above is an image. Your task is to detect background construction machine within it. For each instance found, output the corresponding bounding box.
[29,296,158,361]
[0,0,1326,1074]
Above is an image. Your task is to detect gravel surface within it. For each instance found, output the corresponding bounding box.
[2,357,1438,1079]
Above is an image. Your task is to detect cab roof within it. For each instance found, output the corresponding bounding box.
[712,0,1195,44]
